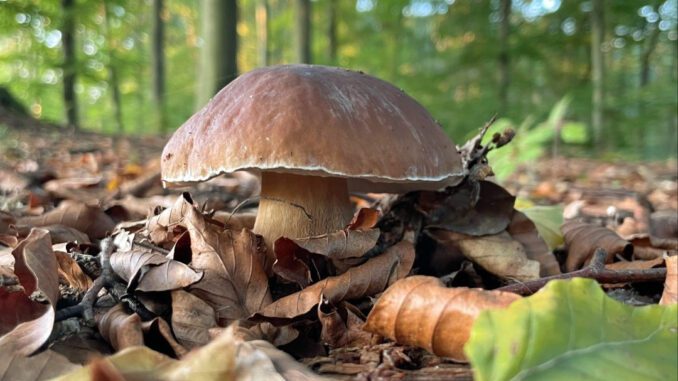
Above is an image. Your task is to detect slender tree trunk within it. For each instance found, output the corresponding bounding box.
[151,0,166,132]
[197,0,238,108]
[256,0,269,67]
[103,2,123,134]
[640,23,660,87]
[498,0,511,116]
[327,0,337,64]
[590,0,605,148]
[61,0,78,129]
[295,0,311,63]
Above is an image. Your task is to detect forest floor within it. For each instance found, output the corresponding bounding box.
[0,113,676,380]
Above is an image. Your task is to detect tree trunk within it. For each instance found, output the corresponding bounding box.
[61,0,78,129]
[103,2,123,134]
[498,0,511,115]
[256,0,269,67]
[197,0,238,108]
[327,0,337,64]
[640,23,660,87]
[590,0,605,148]
[151,0,166,132]
[295,0,311,63]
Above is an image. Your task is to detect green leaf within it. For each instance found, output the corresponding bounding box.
[465,278,678,381]
[560,121,588,144]
[517,205,564,251]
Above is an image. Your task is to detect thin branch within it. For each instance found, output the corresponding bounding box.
[498,248,667,295]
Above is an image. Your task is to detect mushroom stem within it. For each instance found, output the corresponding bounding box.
[253,172,354,253]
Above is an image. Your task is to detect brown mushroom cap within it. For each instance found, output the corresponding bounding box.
[161,64,464,192]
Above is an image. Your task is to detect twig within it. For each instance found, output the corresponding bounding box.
[497,248,667,296]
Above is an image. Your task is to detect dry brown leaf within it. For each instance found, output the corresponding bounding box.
[184,204,272,326]
[347,208,380,230]
[364,275,520,361]
[0,347,80,381]
[507,210,561,276]
[110,248,202,292]
[140,317,188,358]
[17,201,115,240]
[562,220,633,271]
[253,239,415,324]
[0,211,16,235]
[605,257,665,271]
[430,230,540,282]
[660,255,677,305]
[96,304,144,351]
[170,289,217,349]
[318,301,374,348]
[0,229,58,355]
[15,224,90,245]
[145,193,193,245]
[55,251,93,293]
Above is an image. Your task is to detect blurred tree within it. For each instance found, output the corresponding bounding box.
[61,0,79,129]
[197,0,238,108]
[327,0,338,64]
[295,0,312,63]
[256,0,269,67]
[151,0,166,131]
[498,0,511,114]
[103,1,123,133]
[591,0,605,148]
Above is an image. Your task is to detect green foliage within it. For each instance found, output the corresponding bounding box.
[517,204,564,251]
[465,278,678,381]
[0,0,675,157]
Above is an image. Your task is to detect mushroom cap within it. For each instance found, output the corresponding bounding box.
[161,64,464,192]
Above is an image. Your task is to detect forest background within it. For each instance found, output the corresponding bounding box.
[1,0,676,161]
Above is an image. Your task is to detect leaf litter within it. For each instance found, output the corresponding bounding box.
[0,125,675,380]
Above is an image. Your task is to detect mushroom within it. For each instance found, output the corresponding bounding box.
[161,64,464,253]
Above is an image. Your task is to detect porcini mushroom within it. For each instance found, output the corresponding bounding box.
[161,64,464,252]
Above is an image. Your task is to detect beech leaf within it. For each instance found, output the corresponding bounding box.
[562,220,633,271]
[507,210,561,276]
[110,248,203,292]
[364,275,520,361]
[465,278,678,381]
[16,201,115,240]
[518,205,564,251]
[660,255,677,305]
[0,229,58,355]
[252,239,415,325]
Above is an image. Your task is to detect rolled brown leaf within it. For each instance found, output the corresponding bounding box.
[561,220,633,272]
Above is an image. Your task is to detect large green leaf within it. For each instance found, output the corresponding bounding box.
[465,278,678,381]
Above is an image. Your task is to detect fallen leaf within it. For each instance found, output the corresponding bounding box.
[364,276,519,361]
[253,239,415,324]
[318,301,373,348]
[562,220,633,271]
[429,230,540,282]
[145,193,193,245]
[184,204,272,325]
[0,347,80,381]
[55,251,93,293]
[17,201,115,240]
[660,255,677,305]
[605,257,665,271]
[507,210,561,276]
[110,248,203,292]
[96,304,144,351]
[0,229,58,355]
[465,278,678,381]
[421,181,515,236]
[170,289,217,349]
[517,205,564,252]
[15,224,90,245]
[140,317,188,358]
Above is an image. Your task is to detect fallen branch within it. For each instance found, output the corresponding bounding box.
[497,248,667,296]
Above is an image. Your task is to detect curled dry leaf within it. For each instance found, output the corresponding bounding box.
[109,248,203,292]
[145,193,193,245]
[55,251,93,293]
[184,204,272,326]
[96,304,144,351]
[0,229,59,355]
[364,275,520,361]
[0,347,80,381]
[660,255,677,305]
[140,317,188,358]
[562,220,633,272]
[253,239,415,325]
[171,289,217,349]
[605,257,665,271]
[429,230,540,282]
[507,210,560,276]
[318,301,374,348]
[17,201,115,240]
